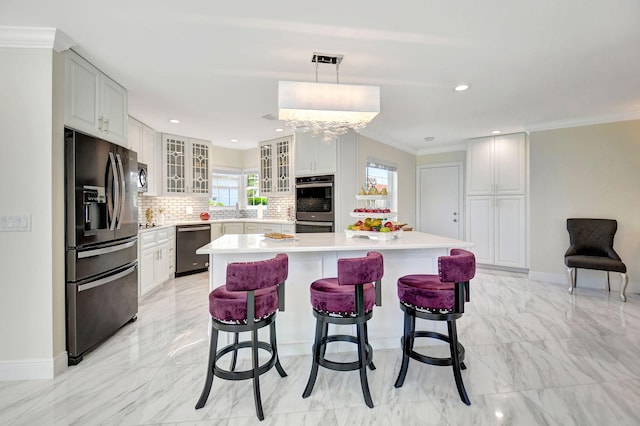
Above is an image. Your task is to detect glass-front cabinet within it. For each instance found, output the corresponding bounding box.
[162,133,210,196]
[259,136,292,196]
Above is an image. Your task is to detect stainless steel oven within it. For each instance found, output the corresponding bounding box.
[295,175,334,233]
[296,220,335,233]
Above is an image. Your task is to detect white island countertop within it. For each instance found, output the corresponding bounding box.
[196,231,472,255]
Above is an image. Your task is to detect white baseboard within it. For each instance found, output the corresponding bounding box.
[528,270,567,285]
[0,351,68,381]
[529,269,635,294]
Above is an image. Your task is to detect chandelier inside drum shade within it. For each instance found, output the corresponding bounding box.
[278,53,380,142]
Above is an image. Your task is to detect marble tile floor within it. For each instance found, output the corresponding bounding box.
[2,269,640,425]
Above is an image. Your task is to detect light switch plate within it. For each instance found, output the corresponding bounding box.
[0,215,31,232]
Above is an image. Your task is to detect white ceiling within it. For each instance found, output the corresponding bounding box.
[2,0,640,153]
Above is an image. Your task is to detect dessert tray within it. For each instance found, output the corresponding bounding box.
[344,229,403,241]
[263,232,296,242]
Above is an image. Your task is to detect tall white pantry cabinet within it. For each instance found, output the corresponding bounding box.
[465,133,528,268]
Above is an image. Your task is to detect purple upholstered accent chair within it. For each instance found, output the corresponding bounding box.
[195,254,288,421]
[302,252,384,408]
[394,248,475,405]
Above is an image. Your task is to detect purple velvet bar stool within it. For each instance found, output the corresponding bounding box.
[195,254,288,421]
[393,248,475,405]
[302,251,383,408]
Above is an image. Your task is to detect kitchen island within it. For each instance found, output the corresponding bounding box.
[197,231,473,355]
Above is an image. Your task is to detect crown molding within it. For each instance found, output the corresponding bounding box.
[525,110,640,133]
[416,142,467,156]
[0,26,75,52]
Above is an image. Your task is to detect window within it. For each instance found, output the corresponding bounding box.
[366,160,398,211]
[211,169,265,208]
[246,171,267,206]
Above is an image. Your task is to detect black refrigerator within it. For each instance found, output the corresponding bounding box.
[64,128,139,365]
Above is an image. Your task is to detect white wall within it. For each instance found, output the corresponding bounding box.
[529,120,640,292]
[0,47,64,379]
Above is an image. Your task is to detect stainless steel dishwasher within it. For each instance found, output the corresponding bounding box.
[175,224,211,277]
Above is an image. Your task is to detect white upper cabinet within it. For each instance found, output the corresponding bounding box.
[129,116,159,195]
[162,133,210,196]
[64,50,127,146]
[466,133,526,196]
[294,131,337,176]
[259,136,292,196]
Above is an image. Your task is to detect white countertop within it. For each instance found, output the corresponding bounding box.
[138,218,295,234]
[196,231,472,255]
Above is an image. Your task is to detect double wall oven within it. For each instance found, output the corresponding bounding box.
[295,175,334,233]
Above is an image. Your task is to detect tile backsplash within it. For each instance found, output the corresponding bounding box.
[138,195,295,225]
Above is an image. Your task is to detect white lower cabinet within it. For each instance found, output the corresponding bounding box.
[244,222,258,234]
[222,222,245,234]
[281,224,295,234]
[466,195,526,268]
[257,223,280,234]
[211,223,223,241]
[139,227,173,297]
[208,221,295,240]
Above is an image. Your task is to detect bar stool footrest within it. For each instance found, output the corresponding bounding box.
[214,340,278,380]
[404,330,465,367]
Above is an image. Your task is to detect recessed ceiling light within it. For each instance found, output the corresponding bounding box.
[169,119,180,124]
[491,130,502,134]
[230,138,238,143]
[454,84,470,92]
[424,136,435,142]
[275,128,284,132]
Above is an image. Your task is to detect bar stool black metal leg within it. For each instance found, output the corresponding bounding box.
[270,320,287,377]
[363,322,376,370]
[356,322,374,408]
[319,322,329,358]
[303,318,325,398]
[195,327,219,409]
[230,332,239,371]
[448,320,470,405]
[251,328,265,420]
[394,311,412,388]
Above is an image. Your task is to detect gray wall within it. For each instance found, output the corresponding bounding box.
[416,150,466,167]
[529,120,640,292]
[358,136,417,227]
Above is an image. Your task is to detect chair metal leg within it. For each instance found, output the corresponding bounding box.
[195,327,219,409]
[251,328,264,421]
[394,311,412,388]
[302,318,324,398]
[620,273,629,302]
[448,320,470,405]
[567,268,577,294]
[230,332,239,371]
[607,271,611,292]
[356,322,374,408]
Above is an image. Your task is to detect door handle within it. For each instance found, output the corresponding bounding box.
[108,152,119,230]
[115,153,126,229]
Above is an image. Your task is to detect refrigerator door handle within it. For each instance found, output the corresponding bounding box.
[77,239,137,259]
[108,152,120,230]
[115,153,126,230]
[78,263,137,292]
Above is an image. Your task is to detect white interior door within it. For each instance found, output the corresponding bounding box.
[417,163,462,239]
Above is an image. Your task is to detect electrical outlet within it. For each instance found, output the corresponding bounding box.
[186,206,193,214]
